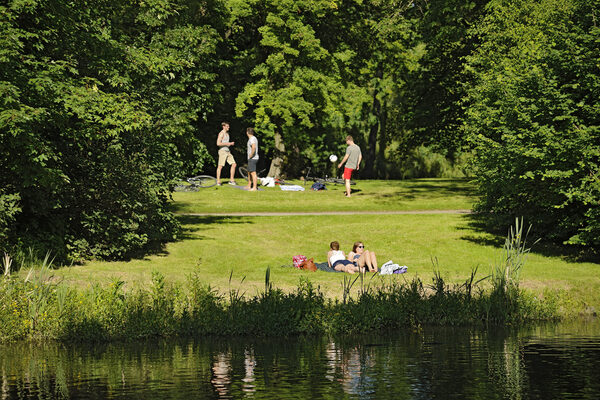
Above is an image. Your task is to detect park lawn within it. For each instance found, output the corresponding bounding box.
[52,213,600,310]
[170,178,477,214]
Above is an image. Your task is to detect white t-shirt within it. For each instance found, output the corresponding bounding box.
[247,136,259,160]
[329,250,345,265]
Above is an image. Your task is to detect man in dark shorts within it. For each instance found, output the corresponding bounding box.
[244,127,259,191]
[337,135,362,197]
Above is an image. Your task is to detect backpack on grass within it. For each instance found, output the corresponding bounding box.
[311,182,326,191]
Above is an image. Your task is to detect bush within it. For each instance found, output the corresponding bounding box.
[395,146,472,179]
[0,0,222,262]
[465,0,600,254]
[0,268,562,343]
[0,191,21,252]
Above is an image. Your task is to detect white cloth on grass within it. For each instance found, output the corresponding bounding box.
[380,260,407,275]
[280,185,305,191]
[260,177,275,187]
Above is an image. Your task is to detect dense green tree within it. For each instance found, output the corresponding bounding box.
[229,0,353,177]
[0,0,225,260]
[229,0,420,178]
[465,0,600,253]
[403,0,488,158]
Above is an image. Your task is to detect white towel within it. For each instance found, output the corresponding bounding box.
[280,185,305,191]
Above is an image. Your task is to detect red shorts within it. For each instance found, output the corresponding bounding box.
[343,167,354,180]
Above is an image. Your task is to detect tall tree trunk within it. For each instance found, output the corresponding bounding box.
[376,100,388,178]
[364,66,383,178]
[365,90,381,178]
[268,130,285,178]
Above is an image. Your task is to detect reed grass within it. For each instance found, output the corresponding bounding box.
[0,264,559,342]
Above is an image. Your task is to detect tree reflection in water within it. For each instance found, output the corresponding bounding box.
[1,321,600,399]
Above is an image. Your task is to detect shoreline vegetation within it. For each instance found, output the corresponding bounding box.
[0,220,569,342]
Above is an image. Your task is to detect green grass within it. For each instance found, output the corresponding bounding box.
[50,211,600,311]
[171,178,476,213]
[6,178,596,342]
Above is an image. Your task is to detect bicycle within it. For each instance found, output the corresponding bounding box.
[304,167,355,186]
[239,165,287,185]
[238,165,267,179]
[173,175,217,191]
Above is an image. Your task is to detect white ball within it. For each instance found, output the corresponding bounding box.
[329,154,338,162]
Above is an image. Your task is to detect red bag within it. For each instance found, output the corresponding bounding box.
[293,255,307,269]
[300,258,317,272]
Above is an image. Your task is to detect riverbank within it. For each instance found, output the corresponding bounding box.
[3,179,598,341]
[0,267,562,342]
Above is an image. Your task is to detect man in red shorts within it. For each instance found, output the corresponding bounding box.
[337,135,362,197]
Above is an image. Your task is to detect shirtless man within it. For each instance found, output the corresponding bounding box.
[216,122,236,186]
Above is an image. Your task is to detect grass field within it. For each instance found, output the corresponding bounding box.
[44,178,600,312]
[171,178,476,213]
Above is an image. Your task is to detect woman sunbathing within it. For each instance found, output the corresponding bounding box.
[347,241,378,272]
[328,241,360,273]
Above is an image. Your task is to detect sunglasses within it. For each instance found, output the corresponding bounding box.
[357,245,364,248]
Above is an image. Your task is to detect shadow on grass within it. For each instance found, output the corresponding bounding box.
[169,200,204,214]
[371,178,477,202]
[175,215,254,240]
[458,213,600,264]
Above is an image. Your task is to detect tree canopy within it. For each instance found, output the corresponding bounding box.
[1,0,598,260]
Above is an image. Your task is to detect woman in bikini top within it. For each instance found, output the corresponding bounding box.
[347,241,378,272]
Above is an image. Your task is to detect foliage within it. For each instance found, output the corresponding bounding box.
[228,0,422,178]
[402,0,489,157]
[465,0,600,253]
[0,0,225,261]
[2,0,599,261]
[395,145,472,179]
[0,191,20,251]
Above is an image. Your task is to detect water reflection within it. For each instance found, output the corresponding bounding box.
[1,320,600,399]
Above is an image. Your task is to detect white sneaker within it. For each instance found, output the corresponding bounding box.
[228,181,236,185]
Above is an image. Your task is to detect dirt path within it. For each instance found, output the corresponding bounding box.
[177,209,473,217]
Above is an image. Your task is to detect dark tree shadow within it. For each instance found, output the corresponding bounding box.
[111,216,254,262]
[175,215,254,240]
[459,213,600,263]
[371,178,477,203]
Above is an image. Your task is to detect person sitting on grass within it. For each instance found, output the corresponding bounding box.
[347,241,378,272]
[328,241,360,273]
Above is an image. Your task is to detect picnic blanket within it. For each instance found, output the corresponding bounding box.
[232,185,264,191]
[316,262,341,273]
[281,262,341,273]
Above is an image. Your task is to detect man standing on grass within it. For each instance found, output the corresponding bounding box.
[338,135,362,197]
[244,127,259,191]
[216,122,236,186]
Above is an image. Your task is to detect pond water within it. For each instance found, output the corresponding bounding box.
[1,320,600,399]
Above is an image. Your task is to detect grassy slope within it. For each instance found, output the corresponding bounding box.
[50,179,600,309]
[170,178,475,213]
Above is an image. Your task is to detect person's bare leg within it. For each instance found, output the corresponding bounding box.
[363,250,375,272]
[356,256,368,273]
[370,251,378,272]
[357,253,372,271]
[244,172,251,189]
[345,179,351,197]
[249,171,258,191]
[229,163,236,183]
[216,165,223,184]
